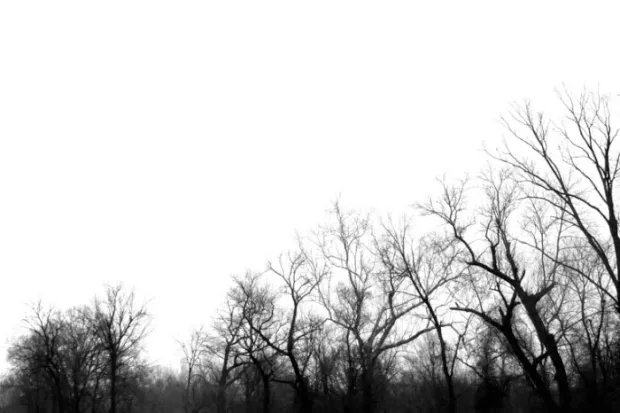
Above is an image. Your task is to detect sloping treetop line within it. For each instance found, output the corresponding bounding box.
[3,89,620,413]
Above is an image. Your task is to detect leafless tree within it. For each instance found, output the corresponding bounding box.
[379,221,463,413]
[10,302,68,413]
[421,172,573,413]
[230,272,280,413]
[203,295,248,413]
[229,280,278,413]
[6,303,106,413]
[314,203,434,413]
[179,327,209,413]
[497,89,620,314]
[92,284,150,413]
[561,250,617,408]
[309,324,341,402]
[61,306,104,413]
[233,252,324,413]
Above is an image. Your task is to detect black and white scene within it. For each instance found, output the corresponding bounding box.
[2,2,620,413]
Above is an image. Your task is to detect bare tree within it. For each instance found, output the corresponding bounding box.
[309,323,341,408]
[179,327,209,413]
[497,89,620,314]
[61,306,104,413]
[561,251,616,408]
[204,295,247,413]
[422,172,573,413]
[380,221,463,413]
[229,280,277,413]
[6,303,107,413]
[466,325,516,413]
[92,284,150,413]
[230,272,280,413]
[9,302,68,413]
[234,253,324,413]
[314,203,434,413]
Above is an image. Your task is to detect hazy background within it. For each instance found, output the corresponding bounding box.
[1,1,619,374]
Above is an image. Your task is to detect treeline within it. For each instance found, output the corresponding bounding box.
[1,285,150,413]
[3,89,620,413]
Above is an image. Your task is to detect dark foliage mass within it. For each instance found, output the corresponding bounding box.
[3,89,620,413]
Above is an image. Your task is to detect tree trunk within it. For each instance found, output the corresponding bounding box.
[91,373,100,413]
[503,327,560,413]
[343,366,356,413]
[296,390,313,413]
[261,374,270,413]
[427,303,456,413]
[50,373,65,413]
[110,362,117,413]
[361,368,376,413]
[518,289,571,412]
[72,377,82,413]
[216,383,227,413]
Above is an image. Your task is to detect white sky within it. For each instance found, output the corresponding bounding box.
[1,1,620,374]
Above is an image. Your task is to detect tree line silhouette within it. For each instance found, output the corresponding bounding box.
[2,89,620,413]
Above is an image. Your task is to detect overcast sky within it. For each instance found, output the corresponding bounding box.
[1,1,620,373]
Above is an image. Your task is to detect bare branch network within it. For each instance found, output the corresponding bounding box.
[3,89,620,413]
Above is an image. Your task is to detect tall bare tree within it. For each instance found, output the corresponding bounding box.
[229,280,277,413]
[315,203,434,413]
[92,284,150,413]
[9,303,68,413]
[7,303,107,413]
[380,223,463,413]
[422,172,573,413]
[497,90,620,314]
[61,306,104,413]
[234,252,324,413]
[204,296,247,413]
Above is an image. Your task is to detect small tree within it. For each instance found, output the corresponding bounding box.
[179,327,209,413]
